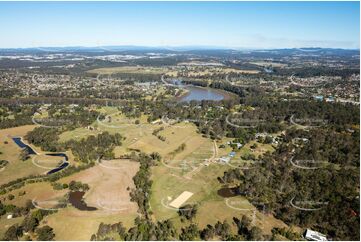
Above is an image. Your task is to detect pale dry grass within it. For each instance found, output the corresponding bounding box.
[87,66,166,75]
[0,125,45,185]
[59,161,139,214]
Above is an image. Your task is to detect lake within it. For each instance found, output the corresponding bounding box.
[180,85,226,102]
[172,79,228,102]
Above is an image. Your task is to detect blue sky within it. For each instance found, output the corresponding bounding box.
[0,1,359,49]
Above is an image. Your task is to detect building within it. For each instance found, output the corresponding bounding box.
[314,95,324,101]
[151,119,162,124]
[219,157,231,164]
[325,96,335,102]
[304,229,327,241]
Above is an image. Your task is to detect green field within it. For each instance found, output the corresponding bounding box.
[0,111,286,239]
[150,160,286,234]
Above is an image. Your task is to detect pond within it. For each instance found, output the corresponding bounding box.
[12,137,69,174]
[45,153,69,174]
[217,187,239,198]
[12,137,37,155]
[68,191,97,211]
[47,162,69,175]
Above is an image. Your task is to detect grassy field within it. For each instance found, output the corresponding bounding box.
[150,161,286,235]
[0,125,78,185]
[0,216,24,239]
[44,160,139,240]
[0,125,46,185]
[59,161,139,214]
[1,110,285,239]
[87,65,260,78]
[45,206,135,240]
[149,136,283,235]
[87,66,167,75]
[59,107,214,159]
[0,182,66,208]
[58,108,284,235]
[0,160,139,241]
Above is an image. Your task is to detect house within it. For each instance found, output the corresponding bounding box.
[314,95,324,101]
[255,133,267,138]
[227,141,242,149]
[304,229,327,241]
[219,157,231,163]
[151,119,162,124]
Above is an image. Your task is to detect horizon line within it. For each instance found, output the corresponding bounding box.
[0,45,359,51]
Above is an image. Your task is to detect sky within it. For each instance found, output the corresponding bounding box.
[0,1,359,49]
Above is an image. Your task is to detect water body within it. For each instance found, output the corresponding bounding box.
[47,162,69,174]
[45,153,69,174]
[46,153,69,161]
[217,187,239,198]
[180,86,226,102]
[12,137,37,155]
[68,191,97,211]
[172,79,227,102]
[12,137,69,174]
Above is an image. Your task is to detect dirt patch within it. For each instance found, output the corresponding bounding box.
[44,160,139,240]
[60,160,139,213]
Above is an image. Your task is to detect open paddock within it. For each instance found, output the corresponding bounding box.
[0,125,46,185]
[87,66,167,75]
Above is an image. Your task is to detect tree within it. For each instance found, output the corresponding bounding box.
[264,136,273,144]
[22,215,39,232]
[179,224,199,241]
[36,226,55,241]
[200,225,215,240]
[25,199,35,210]
[249,226,263,241]
[3,224,23,241]
[214,220,232,240]
[241,215,252,227]
[178,204,197,221]
[19,148,30,161]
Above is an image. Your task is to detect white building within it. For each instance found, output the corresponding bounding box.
[219,157,231,164]
[304,229,327,241]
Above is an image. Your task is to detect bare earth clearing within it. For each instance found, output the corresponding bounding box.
[44,160,139,240]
